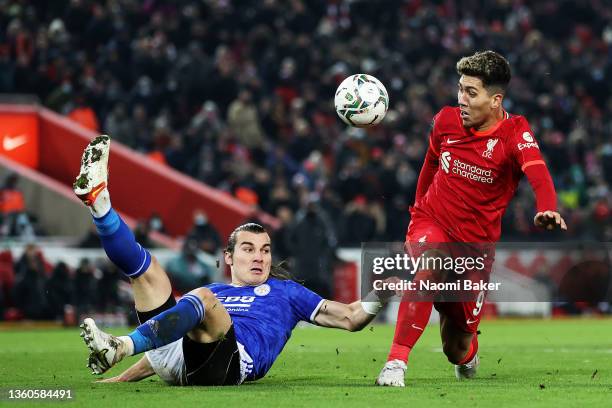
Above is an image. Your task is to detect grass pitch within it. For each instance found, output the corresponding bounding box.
[1,319,611,407]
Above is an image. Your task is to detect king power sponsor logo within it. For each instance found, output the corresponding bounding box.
[217,295,255,308]
[440,151,494,184]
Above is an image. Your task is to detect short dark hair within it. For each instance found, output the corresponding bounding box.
[224,222,295,281]
[456,50,511,93]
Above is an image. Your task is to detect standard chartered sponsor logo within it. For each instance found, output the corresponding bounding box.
[441,151,451,173]
[451,159,494,184]
[440,152,495,184]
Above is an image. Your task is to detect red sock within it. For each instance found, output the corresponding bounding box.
[387,301,433,363]
[457,333,479,365]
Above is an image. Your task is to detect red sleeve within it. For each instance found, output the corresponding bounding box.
[415,111,443,202]
[524,164,557,212]
[415,145,438,202]
[510,116,557,211]
[510,116,545,171]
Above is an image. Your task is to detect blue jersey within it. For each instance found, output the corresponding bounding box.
[206,278,324,380]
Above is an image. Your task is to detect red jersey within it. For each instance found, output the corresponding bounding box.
[413,106,552,243]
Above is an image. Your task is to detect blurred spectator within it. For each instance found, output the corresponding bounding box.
[67,94,99,131]
[287,196,337,298]
[104,103,132,146]
[45,262,74,320]
[134,219,154,249]
[13,244,50,319]
[73,258,98,314]
[147,212,166,235]
[0,250,15,311]
[77,224,100,248]
[96,263,121,312]
[0,173,34,238]
[339,195,377,246]
[272,205,294,262]
[227,89,265,150]
[0,173,25,215]
[166,239,213,293]
[187,210,221,255]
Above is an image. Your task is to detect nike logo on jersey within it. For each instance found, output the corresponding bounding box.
[447,138,460,144]
[466,318,478,325]
[3,134,28,151]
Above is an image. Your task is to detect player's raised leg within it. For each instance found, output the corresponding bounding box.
[73,136,172,372]
[74,136,234,376]
[73,135,171,314]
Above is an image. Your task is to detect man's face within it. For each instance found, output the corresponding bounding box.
[225,231,272,286]
[457,75,501,129]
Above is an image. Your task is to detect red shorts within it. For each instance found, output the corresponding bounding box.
[405,211,491,333]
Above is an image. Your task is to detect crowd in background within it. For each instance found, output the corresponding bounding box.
[0,244,126,321]
[0,240,217,323]
[1,0,610,244]
[0,0,611,319]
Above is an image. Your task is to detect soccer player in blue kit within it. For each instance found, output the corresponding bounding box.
[76,136,391,385]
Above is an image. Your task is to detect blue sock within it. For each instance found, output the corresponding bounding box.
[128,294,205,354]
[93,208,151,279]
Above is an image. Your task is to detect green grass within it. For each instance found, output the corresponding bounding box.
[1,319,611,407]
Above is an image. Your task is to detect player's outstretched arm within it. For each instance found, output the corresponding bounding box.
[522,165,567,231]
[313,279,399,331]
[96,356,155,383]
[519,137,567,232]
[312,299,380,332]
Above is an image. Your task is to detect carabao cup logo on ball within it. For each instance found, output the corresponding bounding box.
[334,74,389,128]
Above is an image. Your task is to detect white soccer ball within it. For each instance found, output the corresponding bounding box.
[334,74,389,127]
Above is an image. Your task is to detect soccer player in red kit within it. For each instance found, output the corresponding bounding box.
[375,50,567,387]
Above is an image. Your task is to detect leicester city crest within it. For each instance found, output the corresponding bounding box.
[254,284,271,296]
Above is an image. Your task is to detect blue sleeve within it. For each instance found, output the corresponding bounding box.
[285,280,325,322]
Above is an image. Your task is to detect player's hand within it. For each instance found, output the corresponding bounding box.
[375,276,404,300]
[534,211,567,231]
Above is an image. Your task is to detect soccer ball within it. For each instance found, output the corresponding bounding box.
[334,74,389,127]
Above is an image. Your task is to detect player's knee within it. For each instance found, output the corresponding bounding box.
[442,341,469,364]
[188,287,215,306]
[133,256,165,283]
[147,255,161,273]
